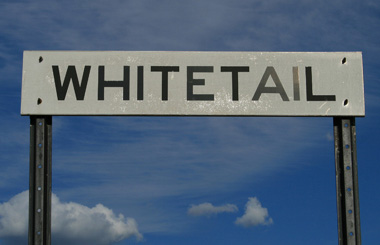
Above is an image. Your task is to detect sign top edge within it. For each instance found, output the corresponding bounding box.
[23,50,363,54]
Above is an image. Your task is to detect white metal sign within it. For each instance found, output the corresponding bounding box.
[21,51,364,116]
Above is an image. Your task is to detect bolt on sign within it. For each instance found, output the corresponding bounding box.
[21,51,364,116]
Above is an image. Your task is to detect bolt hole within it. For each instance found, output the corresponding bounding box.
[37,98,42,105]
[345,144,349,149]
[343,99,349,107]
[38,143,42,148]
[349,232,354,236]
[342,57,347,64]
[346,166,351,170]
[348,210,353,214]
[38,187,42,191]
[344,123,349,128]
[39,57,43,63]
[37,231,41,235]
[37,209,41,213]
[39,122,43,126]
[347,188,352,192]
[38,164,42,169]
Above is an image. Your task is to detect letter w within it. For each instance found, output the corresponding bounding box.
[52,66,91,100]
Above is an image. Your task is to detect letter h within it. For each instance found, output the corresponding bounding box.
[98,66,130,100]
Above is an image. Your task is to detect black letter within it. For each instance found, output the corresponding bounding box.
[187,66,214,101]
[137,66,144,100]
[98,66,130,100]
[252,66,289,101]
[306,67,336,101]
[52,65,91,100]
[151,66,180,101]
[293,67,300,101]
[221,66,249,101]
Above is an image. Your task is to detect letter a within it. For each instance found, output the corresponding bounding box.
[252,66,289,101]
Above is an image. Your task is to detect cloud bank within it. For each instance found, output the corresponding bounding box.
[0,191,142,245]
[0,191,28,238]
[188,203,238,217]
[235,197,273,227]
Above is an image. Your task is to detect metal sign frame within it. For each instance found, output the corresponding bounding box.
[334,117,361,244]
[29,116,52,245]
[23,52,363,245]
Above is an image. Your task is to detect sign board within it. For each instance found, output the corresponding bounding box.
[21,51,364,116]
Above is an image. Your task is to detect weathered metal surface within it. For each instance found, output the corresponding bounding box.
[334,117,361,245]
[21,51,364,116]
[29,116,52,245]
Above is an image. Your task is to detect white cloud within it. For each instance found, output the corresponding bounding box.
[235,197,273,227]
[0,191,28,238]
[188,202,238,217]
[0,191,142,245]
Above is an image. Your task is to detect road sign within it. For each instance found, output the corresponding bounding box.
[21,51,364,116]
[23,51,364,245]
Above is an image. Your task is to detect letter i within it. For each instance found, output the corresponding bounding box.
[293,67,300,101]
[137,66,143,100]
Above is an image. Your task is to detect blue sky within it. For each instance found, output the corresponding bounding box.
[0,0,379,244]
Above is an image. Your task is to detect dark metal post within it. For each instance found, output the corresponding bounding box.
[29,116,52,245]
[334,117,361,245]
